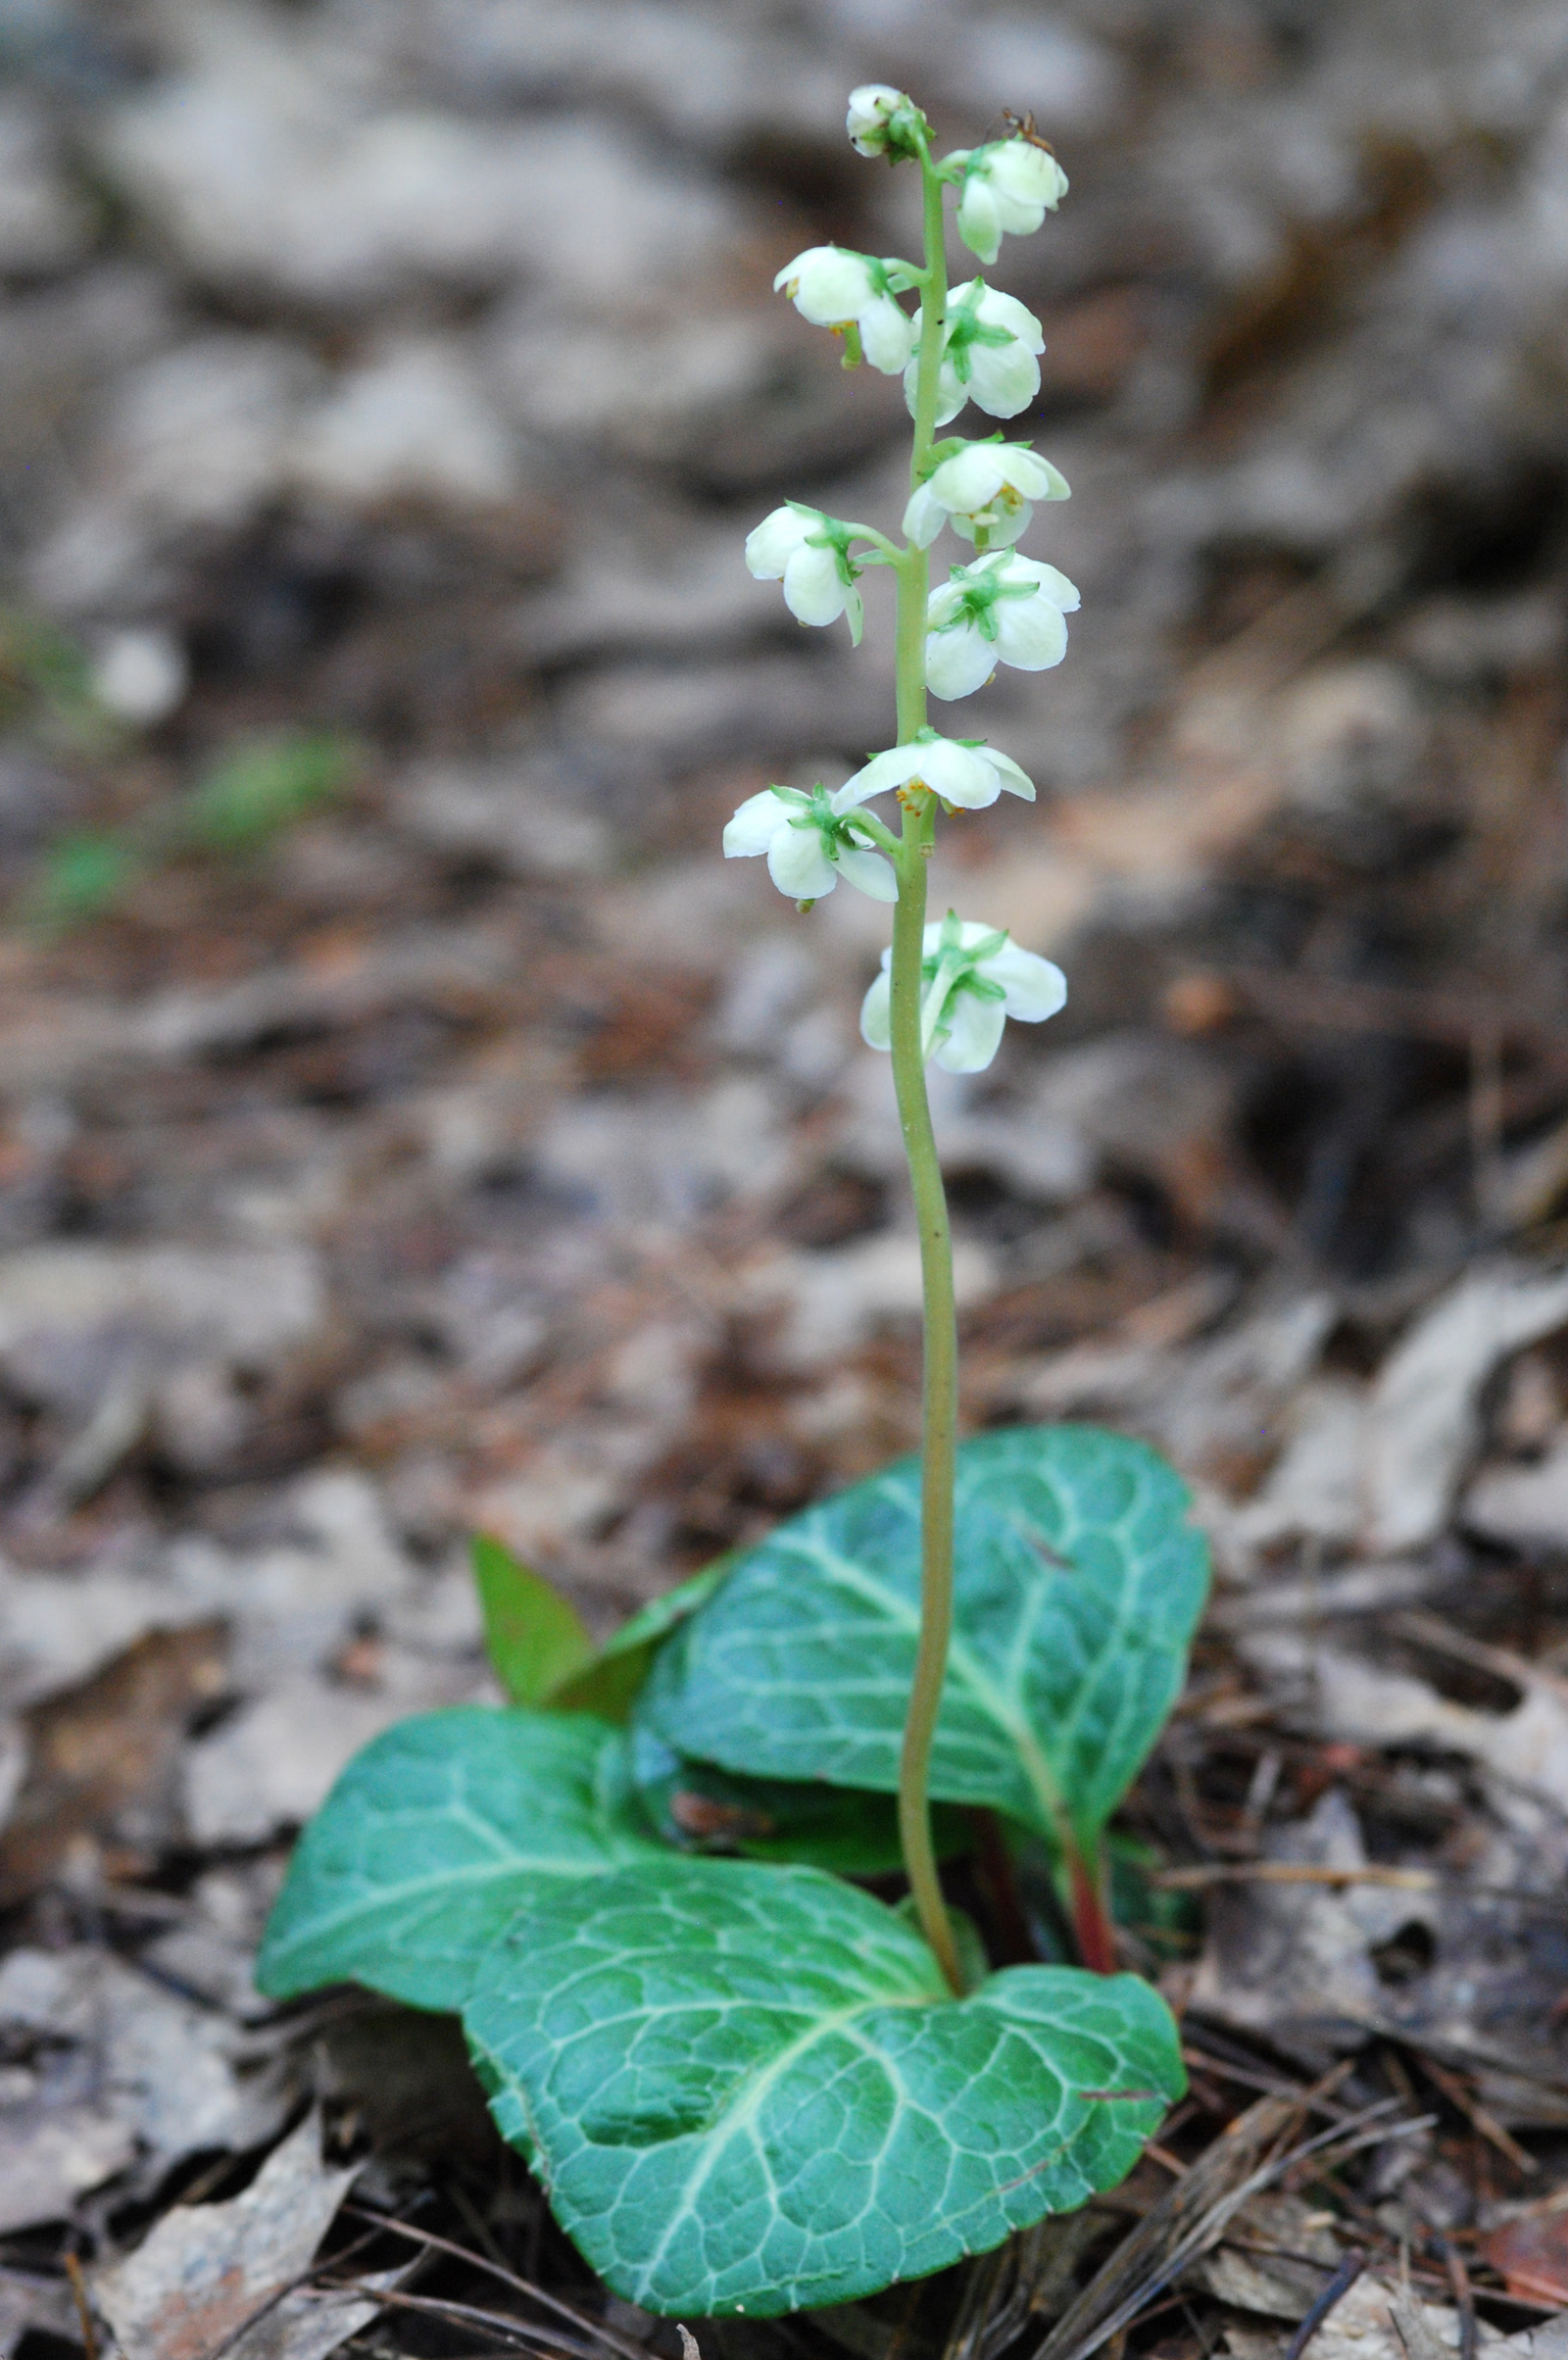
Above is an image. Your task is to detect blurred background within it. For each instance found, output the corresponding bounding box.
[3,0,1568,2253]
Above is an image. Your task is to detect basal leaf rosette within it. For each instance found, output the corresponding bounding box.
[464,1855,1184,2318]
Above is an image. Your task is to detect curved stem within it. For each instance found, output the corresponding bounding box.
[889,148,963,1998]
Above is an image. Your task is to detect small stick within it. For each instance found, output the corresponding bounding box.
[1411,2050,1539,2179]
[64,2253,99,2360]
[1436,2235,1477,2360]
[1282,2249,1365,2360]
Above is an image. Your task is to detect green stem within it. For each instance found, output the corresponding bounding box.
[890,146,963,1999]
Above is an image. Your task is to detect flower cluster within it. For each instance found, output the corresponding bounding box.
[724,784,895,905]
[730,101,1078,1073]
[952,139,1068,266]
[861,913,1067,1073]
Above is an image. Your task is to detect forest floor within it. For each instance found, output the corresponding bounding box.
[1,0,1567,2354]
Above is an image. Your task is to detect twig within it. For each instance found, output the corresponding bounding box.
[343,2207,652,2360]
[1409,2049,1539,2179]
[64,2253,99,2360]
[1435,2236,1477,2360]
[1156,1863,1439,1893]
[1282,2250,1364,2360]
[339,2283,604,2358]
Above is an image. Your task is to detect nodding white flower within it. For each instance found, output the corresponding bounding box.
[724,783,897,905]
[952,139,1069,266]
[904,281,1044,426]
[846,84,926,160]
[904,440,1070,549]
[860,910,1066,1072]
[745,503,864,642]
[773,246,914,374]
[834,727,1035,812]
[925,549,1080,700]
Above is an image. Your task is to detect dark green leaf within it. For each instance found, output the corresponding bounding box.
[256,1707,665,2012]
[628,1723,968,1875]
[548,1557,732,1722]
[465,1855,1183,2317]
[471,1534,593,1705]
[637,1426,1208,1857]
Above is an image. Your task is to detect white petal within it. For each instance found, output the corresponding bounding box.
[984,944,1067,1020]
[780,246,875,322]
[1001,449,1068,500]
[859,969,894,1050]
[979,748,1036,800]
[925,624,997,701]
[723,788,790,857]
[993,190,1046,237]
[994,595,1068,671]
[833,744,920,809]
[952,497,1033,548]
[915,737,1000,807]
[1020,559,1080,611]
[858,293,914,373]
[782,541,847,625]
[902,482,948,548]
[767,823,839,899]
[988,143,1067,210]
[835,845,899,901]
[967,341,1041,418]
[745,507,809,578]
[956,177,1003,265]
[927,445,1007,510]
[934,992,1006,1072]
[973,286,1045,350]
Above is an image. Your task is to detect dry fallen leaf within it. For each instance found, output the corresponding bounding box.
[0,1621,226,1905]
[92,2111,372,2360]
[1484,2212,1568,2307]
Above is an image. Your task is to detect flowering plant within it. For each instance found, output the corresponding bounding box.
[259,86,1205,2325]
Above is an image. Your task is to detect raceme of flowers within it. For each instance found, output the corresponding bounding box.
[860,913,1067,1073]
[732,93,1077,1073]
[724,784,896,904]
[926,551,1080,699]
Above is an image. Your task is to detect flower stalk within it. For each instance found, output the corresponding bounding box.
[888,135,964,1995]
[739,86,1089,1988]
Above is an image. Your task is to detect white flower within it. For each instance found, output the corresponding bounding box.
[773,246,914,374]
[952,138,1069,266]
[904,280,1044,426]
[745,503,863,642]
[834,728,1035,812]
[724,784,896,905]
[925,550,1080,700]
[860,911,1066,1072]
[846,84,923,158]
[904,440,1070,549]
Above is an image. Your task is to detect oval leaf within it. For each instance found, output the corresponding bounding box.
[257,1707,664,2012]
[464,1856,1183,2317]
[637,1426,1208,1853]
